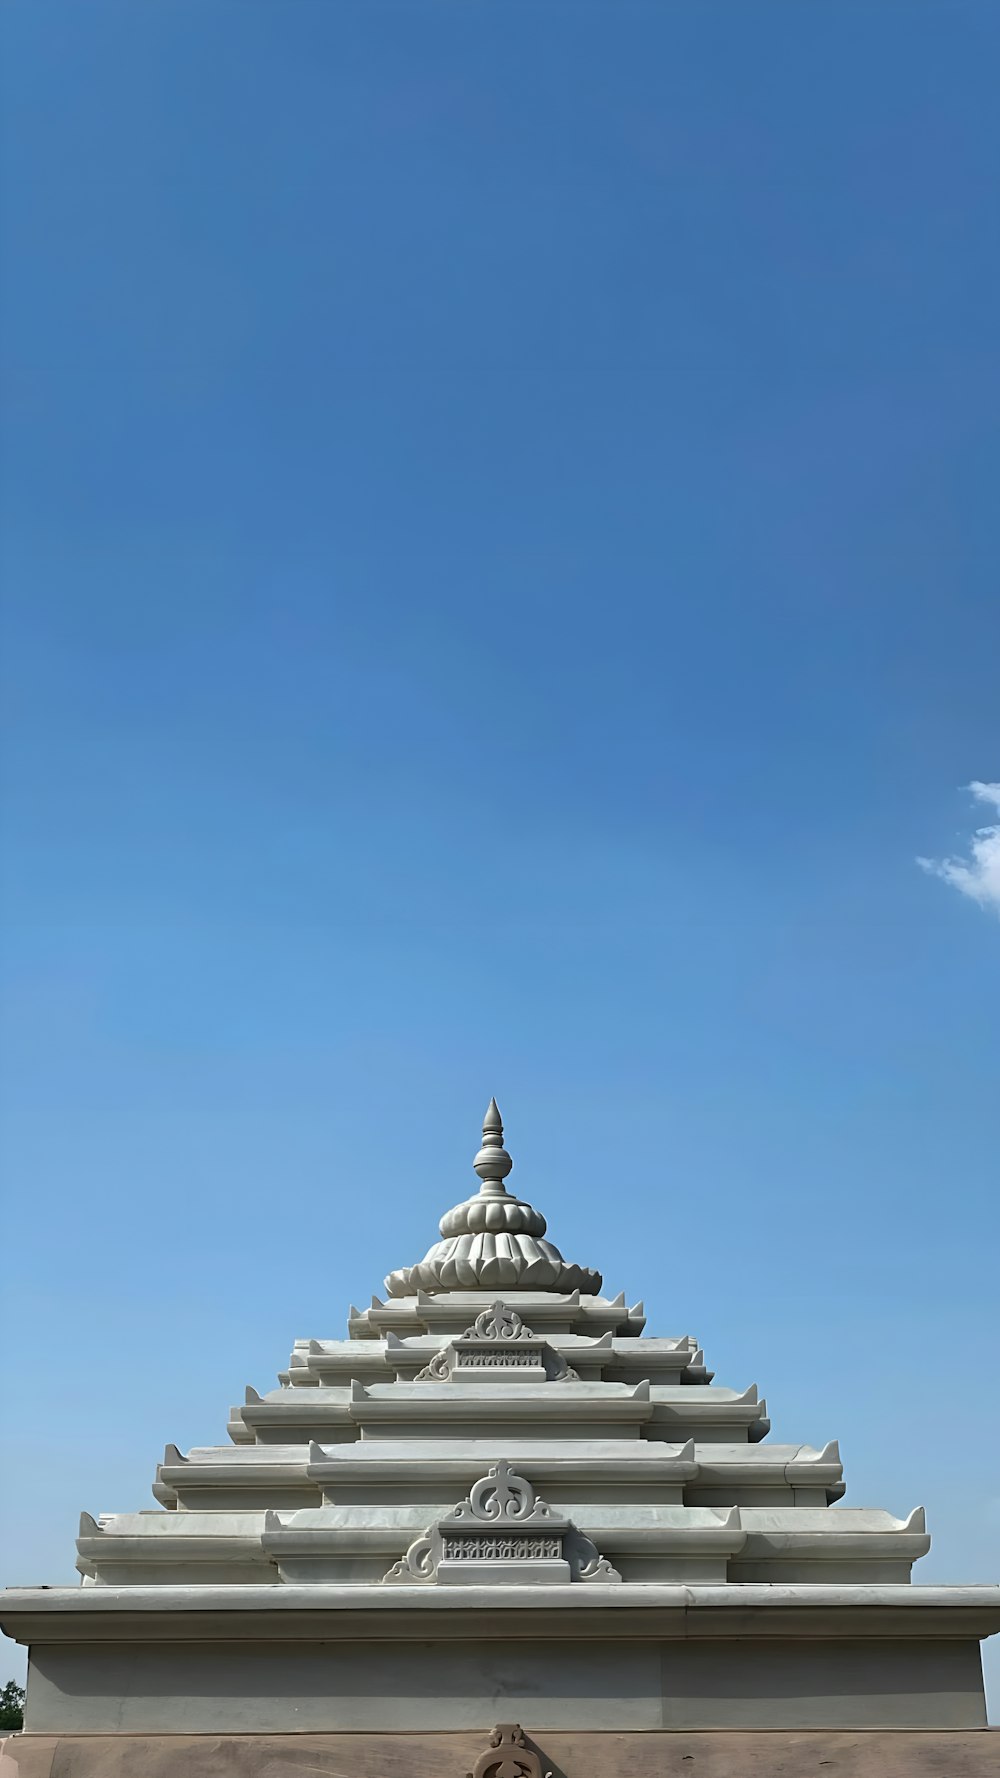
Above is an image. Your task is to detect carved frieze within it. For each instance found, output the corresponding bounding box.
[457,1348,539,1367]
[441,1535,563,1560]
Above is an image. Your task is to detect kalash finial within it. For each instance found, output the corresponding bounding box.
[473,1097,513,1195]
[382,1096,603,1297]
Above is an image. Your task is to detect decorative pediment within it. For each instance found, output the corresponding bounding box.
[466,1303,529,1340]
[381,1459,620,1585]
[414,1301,578,1382]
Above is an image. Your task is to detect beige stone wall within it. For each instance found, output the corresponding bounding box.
[2,1729,999,1778]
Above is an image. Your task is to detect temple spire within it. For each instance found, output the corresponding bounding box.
[383,1096,602,1296]
[473,1097,513,1195]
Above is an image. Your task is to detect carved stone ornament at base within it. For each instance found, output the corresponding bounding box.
[467,1724,553,1778]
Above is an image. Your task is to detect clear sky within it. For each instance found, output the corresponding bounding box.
[1,0,998,1712]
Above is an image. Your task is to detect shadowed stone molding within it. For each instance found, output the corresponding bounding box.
[468,1724,553,1778]
[382,1460,620,1585]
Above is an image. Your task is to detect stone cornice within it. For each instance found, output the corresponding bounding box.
[348,1292,646,1339]
[306,1438,698,1488]
[344,1378,655,1429]
[5,1583,1000,1646]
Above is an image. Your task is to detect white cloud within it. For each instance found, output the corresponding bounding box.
[918,782,1000,916]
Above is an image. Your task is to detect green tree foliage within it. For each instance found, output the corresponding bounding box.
[0,1680,25,1730]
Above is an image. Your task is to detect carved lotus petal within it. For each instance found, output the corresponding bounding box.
[479,1251,519,1289]
[383,1100,600,1297]
[384,1236,602,1296]
[517,1250,558,1287]
[439,1194,547,1239]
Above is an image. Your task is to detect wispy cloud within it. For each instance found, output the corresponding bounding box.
[918,782,1000,916]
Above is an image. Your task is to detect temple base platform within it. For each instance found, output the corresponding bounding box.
[2,1728,999,1778]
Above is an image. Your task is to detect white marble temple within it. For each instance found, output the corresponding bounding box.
[3,1098,999,1734]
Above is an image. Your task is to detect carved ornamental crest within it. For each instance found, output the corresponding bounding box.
[381,1458,620,1584]
[414,1301,578,1382]
[468,1725,552,1778]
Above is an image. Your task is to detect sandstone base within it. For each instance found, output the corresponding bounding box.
[2,1729,998,1778]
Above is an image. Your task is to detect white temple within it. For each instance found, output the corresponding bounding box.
[3,1099,998,1774]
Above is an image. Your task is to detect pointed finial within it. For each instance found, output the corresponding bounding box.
[473,1096,513,1194]
[383,1092,603,1295]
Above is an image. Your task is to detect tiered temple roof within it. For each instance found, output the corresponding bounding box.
[5,1098,999,1744]
[77,1101,925,1588]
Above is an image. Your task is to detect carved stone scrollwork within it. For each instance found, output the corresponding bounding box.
[544,1350,578,1382]
[380,1459,620,1585]
[381,1532,435,1583]
[413,1302,579,1382]
[413,1346,452,1381]
[467,1302,526,1340]
[564,1524,622,1583]
[458,1460,549,1524]
[467,1724,553,1778]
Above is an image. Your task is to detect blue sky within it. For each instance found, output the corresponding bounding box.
[1,0,998,1711]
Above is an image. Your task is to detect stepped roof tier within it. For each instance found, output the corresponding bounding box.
[3,1098,999,1750]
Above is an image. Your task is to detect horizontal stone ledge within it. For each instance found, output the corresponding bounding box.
[3,1582,1000,1644]
[2,1729,998,1778]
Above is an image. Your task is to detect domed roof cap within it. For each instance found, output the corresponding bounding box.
[384,1099,602,1297]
